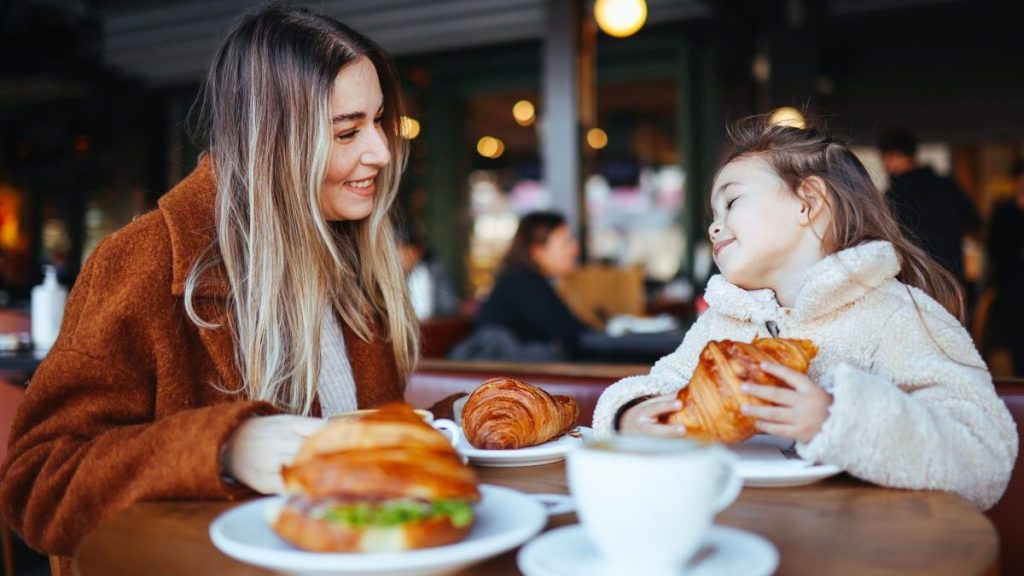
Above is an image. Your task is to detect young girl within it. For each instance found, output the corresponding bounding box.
[1,4,421,566]
[593,118,1017,510]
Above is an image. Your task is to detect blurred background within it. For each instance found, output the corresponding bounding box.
[1,0,1022,370]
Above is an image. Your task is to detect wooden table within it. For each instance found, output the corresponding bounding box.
[75,463,997,576]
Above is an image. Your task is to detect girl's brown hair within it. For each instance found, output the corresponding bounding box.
[718,116,965,322]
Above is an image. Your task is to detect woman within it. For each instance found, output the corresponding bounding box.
[456,211,590,361]
[0,4,419,564]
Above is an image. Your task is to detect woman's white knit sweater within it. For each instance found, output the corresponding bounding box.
[593,241,1017,509]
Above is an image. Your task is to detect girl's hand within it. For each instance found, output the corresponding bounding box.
[740,362,832,444]
[221,415,326,494]
[619,394,688,437]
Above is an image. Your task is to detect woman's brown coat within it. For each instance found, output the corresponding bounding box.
[0,158,404,558]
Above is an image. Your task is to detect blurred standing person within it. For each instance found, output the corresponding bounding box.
[397,223,460,319]
[452,211,591,361]
[0,4,423,568]
[880,128,981,289]
[987,160,1024,375]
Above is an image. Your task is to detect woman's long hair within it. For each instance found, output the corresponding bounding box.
[184,3,418,414]
[718,116,965,323]
[500,211,567,274]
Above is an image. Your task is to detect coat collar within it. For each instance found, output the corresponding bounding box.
[157,156,230,298]
[705,240,900,323]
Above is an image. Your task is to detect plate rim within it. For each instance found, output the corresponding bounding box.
[210,484,546,573]
[517,523,779,576]
[457,426,592,460]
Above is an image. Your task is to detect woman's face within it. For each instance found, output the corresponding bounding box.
[321,57,392,221]
[531,224,579,278]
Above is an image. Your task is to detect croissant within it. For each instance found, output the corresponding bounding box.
[462,377,579,450]
[662,338,818,443]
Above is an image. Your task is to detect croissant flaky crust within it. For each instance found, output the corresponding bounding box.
[282,403,480,501]
[662,338,818,443]
[462,377,579,450]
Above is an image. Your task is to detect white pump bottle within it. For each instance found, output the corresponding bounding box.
[31,265,67,351]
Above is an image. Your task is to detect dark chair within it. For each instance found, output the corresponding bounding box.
[418,317,473,359]
[989,378,1024,576]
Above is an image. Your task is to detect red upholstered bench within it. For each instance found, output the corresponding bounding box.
[990,378,1024,576]
[405,359,646,428]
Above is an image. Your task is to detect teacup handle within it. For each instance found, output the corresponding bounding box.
[432,418,464,448]
[711,451,743,513]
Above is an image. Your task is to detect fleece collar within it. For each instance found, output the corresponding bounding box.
[704,241,900,323]
[157,156,230,298]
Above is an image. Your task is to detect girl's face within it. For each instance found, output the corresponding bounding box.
[531,224,579,278]
[321,57,391,222]
[708,155,811,290]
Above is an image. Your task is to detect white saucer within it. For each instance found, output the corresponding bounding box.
[517,524,779,576]
[210,485,546,576]
[731,435,842,487]
[458,427,593,467]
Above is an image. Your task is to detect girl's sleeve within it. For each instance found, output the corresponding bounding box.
[0,236,278,556]
[591,312,714,436]
[797,303,1018,510]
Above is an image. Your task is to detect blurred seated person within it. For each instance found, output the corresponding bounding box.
[450,211,592,362]
[397,224,460,319]
[986,160,1024,375]
[880,128,981,289]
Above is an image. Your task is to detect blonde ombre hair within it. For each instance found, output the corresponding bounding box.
[184,3,418,414]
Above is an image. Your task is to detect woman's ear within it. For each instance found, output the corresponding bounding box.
[796,176,828,225]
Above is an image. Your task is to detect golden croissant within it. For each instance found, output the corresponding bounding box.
[462,377,579,450]
[661,338,818,443]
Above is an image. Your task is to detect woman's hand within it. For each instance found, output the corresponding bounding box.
[221,415,326,494]
[740,362,832,444]
[619,394,687,437]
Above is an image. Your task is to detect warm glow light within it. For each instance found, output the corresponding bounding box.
[594,0,647,38]
[769,107,806,129]
[400,116,421,139]
[476,136,505,159]
[73,134,91,154]
[586,128,608,150]
[512,100,536,126]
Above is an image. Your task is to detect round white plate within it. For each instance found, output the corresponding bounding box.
[458,427,592,467]
[517,524,779,576]
[210,484,546,576]
[730,435,842,488]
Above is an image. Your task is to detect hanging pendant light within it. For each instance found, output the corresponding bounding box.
[594,0,647,38]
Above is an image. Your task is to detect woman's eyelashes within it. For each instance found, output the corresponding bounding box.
[334,116,383,142]
[726,196,738,210]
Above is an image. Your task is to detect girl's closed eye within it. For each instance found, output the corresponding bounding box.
[726,196,739,210]
[335,129,357,142]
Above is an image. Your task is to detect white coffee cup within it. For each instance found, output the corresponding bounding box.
[566,436,742,576]
[331,409,464,448]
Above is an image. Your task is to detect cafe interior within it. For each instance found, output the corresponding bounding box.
[1,0,1023,575]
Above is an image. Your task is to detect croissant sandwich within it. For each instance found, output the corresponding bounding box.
[462,377,578,450]
[661,337,818,443]
[271,403,481,552]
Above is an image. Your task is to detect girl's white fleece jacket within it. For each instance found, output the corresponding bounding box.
[593,241,1017,509]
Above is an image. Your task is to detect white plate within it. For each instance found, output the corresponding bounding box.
[209,484,546,576]
[458,427,593,467]
[730,435,842,487]
[517,524,779,576]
